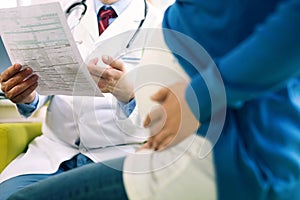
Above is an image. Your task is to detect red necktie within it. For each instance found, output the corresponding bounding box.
[98,7,117,35]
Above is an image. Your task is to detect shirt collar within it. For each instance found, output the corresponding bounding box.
[94,0,132,16]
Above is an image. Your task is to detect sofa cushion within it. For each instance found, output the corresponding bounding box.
[0,123,42,173]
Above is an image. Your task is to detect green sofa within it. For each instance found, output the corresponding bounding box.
[0,123,42,173]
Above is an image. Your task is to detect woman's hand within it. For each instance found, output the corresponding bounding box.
[142,82,200,151]
[0,64,38,104]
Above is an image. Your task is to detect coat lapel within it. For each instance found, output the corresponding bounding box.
[79,0,99,42]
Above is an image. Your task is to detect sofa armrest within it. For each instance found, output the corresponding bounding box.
[0,123,42,173]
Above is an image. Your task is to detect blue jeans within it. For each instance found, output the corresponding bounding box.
[0,154,93,200]
[7,157,128,200]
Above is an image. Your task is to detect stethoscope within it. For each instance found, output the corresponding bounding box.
[65,0,148,49]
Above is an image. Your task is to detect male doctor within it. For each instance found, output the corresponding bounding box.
[0,0,162,198]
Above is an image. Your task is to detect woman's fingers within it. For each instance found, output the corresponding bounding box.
[150,87,169,103]
[143,104,166,128]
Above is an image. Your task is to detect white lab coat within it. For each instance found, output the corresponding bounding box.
[0,0,162,183]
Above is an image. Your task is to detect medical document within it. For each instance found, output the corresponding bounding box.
[0,2,102,96]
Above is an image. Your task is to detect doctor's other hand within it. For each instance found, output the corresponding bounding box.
[142,82,200,151]
[87,55,134,103]
[0,64,38,104]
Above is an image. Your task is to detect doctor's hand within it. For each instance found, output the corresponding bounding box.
[141,82,200,151]
[0,64,38,104]
[87,55,134,103]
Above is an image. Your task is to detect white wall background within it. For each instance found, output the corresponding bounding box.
[150,0,175,11]
[0,0,63,8]
[0,0,176,10]
[0,0,18,8]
